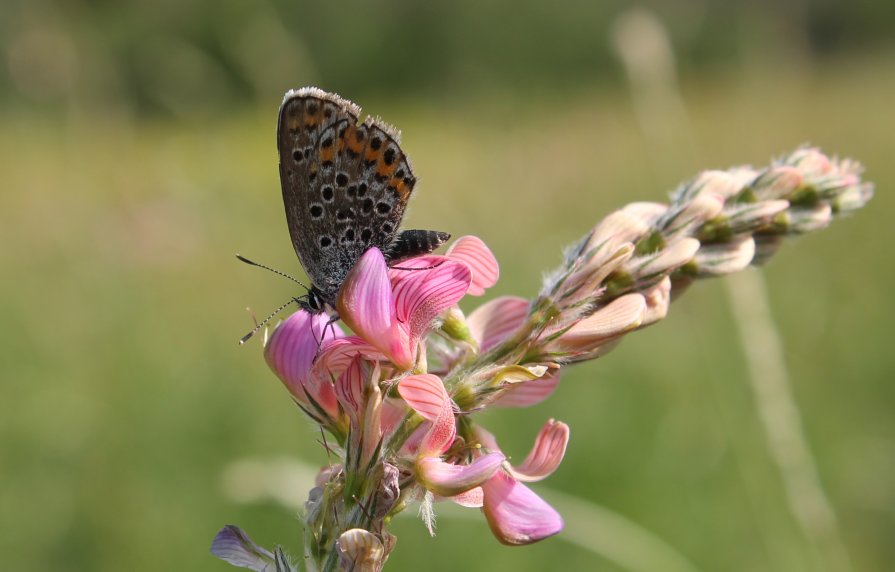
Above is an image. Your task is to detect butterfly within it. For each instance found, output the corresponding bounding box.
[239,87,451,343]
[278,86,451,313]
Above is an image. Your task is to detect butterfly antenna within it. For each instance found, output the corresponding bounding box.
[236,254,309,289]
[239,297,303,345]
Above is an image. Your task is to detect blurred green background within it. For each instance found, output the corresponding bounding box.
[1,1,893,570]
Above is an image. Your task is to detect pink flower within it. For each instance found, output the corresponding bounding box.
[398,374,505,497]
[264,310,344,422]
[467,296,561,407]
[475,422,568,545]
[433,420,569,545]
[337,248,473,370]
[397,374,567,544]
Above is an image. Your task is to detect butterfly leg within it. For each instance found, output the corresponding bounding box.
[312,312,342,357]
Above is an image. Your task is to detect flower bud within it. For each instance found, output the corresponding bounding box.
[786,204,833,233]
[639,276,671,328]
[338,529,386,572]
[625,237,699,283]
[692,236,756,277]
[752,165,803,201]
[786,147,833,176]
[550,294,646,355]
[752,234,784,266]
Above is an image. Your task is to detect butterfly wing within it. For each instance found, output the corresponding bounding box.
[278,88,420,304]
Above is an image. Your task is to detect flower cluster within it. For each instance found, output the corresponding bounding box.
[212,147,872,572]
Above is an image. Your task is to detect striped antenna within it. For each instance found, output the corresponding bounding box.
[236,254,308,288]
[239,297,303,345]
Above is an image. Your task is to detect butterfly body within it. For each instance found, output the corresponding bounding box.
[277,87,449,314]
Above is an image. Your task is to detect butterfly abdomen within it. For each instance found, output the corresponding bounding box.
[385,230,451,264]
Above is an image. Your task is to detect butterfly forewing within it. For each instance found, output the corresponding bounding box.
[278,88,420,305]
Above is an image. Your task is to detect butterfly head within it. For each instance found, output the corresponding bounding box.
[299,286,330,315]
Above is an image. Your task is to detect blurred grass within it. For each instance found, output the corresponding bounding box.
[1,54,894,571]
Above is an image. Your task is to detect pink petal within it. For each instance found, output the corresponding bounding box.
[397,374,449,421]
[421,399,456,455]
[492,369,561,408]
[333,356,365,424]
[379,398,408,438]
[556,294,646,351]
[391,258,472,345]
[310,336,384,386]
[445,235,499,296]
[510,419,570,482]
[639,277,671,328]
[399,421,430,457]
[417,453,505,497]
[337,248,395,353]
[398,374,456,455]
[264,310,341,417]
[467,296,530,352]
[481,472,564,545]
[450,487,484,508]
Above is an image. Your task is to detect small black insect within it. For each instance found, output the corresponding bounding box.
[239,88,450,343]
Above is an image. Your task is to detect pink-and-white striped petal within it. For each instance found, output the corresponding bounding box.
[264,310,342,417]
[417,453,505,497]
[510,419,570,482]
[397,374,448,421]
[310,336,384,386]
[333,356,365,424]
[391,258,472,343]
[337,248,395,353]
[467,296,530,352]
[445,235,499,296]
[492,369,561,408]
[481,472,564,545]
[399,374,456,455]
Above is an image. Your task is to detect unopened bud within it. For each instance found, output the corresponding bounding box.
[752,166,803,201]
[338,529,387,572]
[692,236,756,277]
[788,204,834,233]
